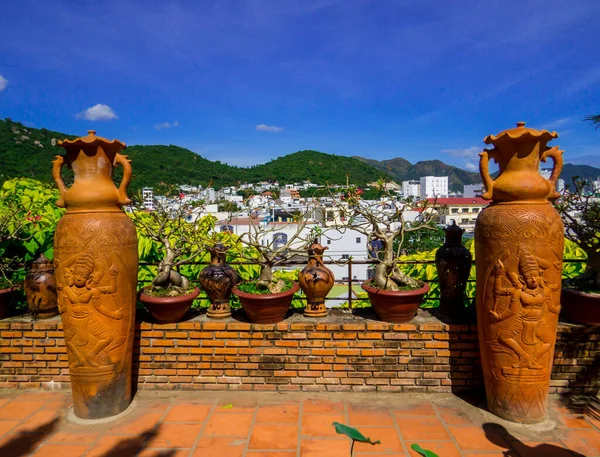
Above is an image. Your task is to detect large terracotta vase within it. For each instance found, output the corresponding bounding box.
[53,131,138,420]
[475,122,564,424]
[25,254,58,319]
[436,221,472,317]
[299,240,334,317]
[199,244,237,318]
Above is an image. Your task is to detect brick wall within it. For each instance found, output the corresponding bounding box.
[0,311,598,394]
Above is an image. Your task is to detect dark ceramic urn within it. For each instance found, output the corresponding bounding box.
[199,244,237,318]
[435,221,472,317]
[299,240,334,317]
[25,254,58,319]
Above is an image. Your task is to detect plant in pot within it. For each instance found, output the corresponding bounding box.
[230,204,318,323]
[333,181,437,323]
[130,189,209,324]
[556,176,600,325]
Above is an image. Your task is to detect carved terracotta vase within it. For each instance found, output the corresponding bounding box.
[299,240,334,317]
[475,122,564,424]
[25,254,58,319]
[435,221,472,317]
[199,244,238,318]
[53,131,138,420]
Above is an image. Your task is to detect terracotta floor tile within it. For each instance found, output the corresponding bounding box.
[391,401,436,417]
[560,428,600,456]
[42,400,72,411]
[511,441,575,457]
[138,450,191,457]
[163,402,212,422]
[17,392,59,402]
[47,429,102,444]
[557,412,594,429]
[106,411,163,435]
[215,402,258,414]
[146,422,204,448]
[191,437,247,457]
[448,425,510,452]
[86,434,148,457]
[0,420,19,437]
[256,403,299,423]
[0,397,11,408]
[249,424,298,450]
[303,400,344,414]
[300,438,351,457]
[461,453,506,456]
[142,400,172,411]
[246,452,296,457]
[406,441,461,457]
[396,416,449,441]
[353,427,403,454]
[0,400,45,420]
[203,413,254,437]
[14,410,61,433]
[301,412,346,438]
[436,404,473,425]
[31,443,89,457]
[348,405,395,427]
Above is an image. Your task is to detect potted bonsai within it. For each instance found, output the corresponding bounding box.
[131,190,207,323]
[556,176,600,325]
[333,181,437,322]
[230,204,317,323]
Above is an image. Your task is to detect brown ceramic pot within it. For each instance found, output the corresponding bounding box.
[25,254,58,319]
[475,122,564,424]
[560,288,600,326]
[233,282,299,324]
[435,221,472,317]
[53,131,138,420]
[361,281,430,323]
[299,240,334,318]
[140,287,200,324]
[199,244,237,319]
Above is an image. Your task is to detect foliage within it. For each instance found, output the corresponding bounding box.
[410,444,440,457]
[397,225,444,256]
[556,177,600,291]
[584,114,600,129]
[237,278,293,294]
[332,422,380,455]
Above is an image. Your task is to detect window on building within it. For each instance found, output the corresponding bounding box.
[341,254,350,260]
[472,208,479,213]
[327,239,331,245]
[462,208,469,213]
[451,208,459,214]
[461,218,469,224]
[356,237,361,244]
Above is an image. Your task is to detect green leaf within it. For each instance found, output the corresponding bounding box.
[332,422,381,445]
[410,444,440,457]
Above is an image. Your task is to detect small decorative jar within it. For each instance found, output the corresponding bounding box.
[25,254,58,319]
[199,243,238,318]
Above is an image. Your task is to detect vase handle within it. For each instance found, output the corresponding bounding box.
[52,155,68,208]
[479,148,496,200]
[114,153,132,205]
[542,145,564,201]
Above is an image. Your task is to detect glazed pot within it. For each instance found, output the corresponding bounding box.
[475,122,564,424]
[233,282,299,324]
[139,287,200,324]
[561,288,600,326]
[25,254,58,319]
[361,281,430,323]
[199,244,237,319]
[53,130,138,420]
[299,240,334,318]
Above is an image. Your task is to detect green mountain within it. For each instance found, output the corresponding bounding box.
[354,156,481,192]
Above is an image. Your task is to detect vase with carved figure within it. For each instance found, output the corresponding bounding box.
[299,239,334,317]
[53,130,138,420]
[475,122,564,424]
[199,243,238,318]
[25,254,58,319]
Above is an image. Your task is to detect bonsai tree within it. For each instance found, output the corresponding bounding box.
[557,177,600,291]
[130,189,210,296]
[230,203,318,294]
[332,181,437,291]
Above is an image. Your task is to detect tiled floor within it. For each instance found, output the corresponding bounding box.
[0,390,598,456]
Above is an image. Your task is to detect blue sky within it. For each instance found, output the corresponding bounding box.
[1,0,599,169]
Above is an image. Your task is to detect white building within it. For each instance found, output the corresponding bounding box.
[402,180,421,199]
[420,176,449,199]
[463,183,484,198]
[142,187,154,210]
[320,227,369,283]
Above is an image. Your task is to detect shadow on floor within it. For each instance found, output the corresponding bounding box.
[482,422,585,457]
[96,425,176,457]
[0,418,59,457]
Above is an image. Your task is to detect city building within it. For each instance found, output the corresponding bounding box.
[463,183,484,198]
[420,176,449,199]
[402,180,421,199]
[142,187,154,210]
[427,197,488,233]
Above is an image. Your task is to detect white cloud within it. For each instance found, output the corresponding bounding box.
[154,120,180,130]
[76,104,118,121]
[542,117,573,130]
[465,162,478,172]
[441,146,480,158]
[256,124,284,133]
[0,74,7,91]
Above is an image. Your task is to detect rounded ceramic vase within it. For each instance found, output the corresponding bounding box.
[233,282,299,324]
[139,287,200,324]
[361,281,430,323]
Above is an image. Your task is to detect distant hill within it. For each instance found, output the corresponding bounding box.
[354,156,481,192]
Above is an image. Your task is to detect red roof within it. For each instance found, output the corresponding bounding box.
[426,197,488,205]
